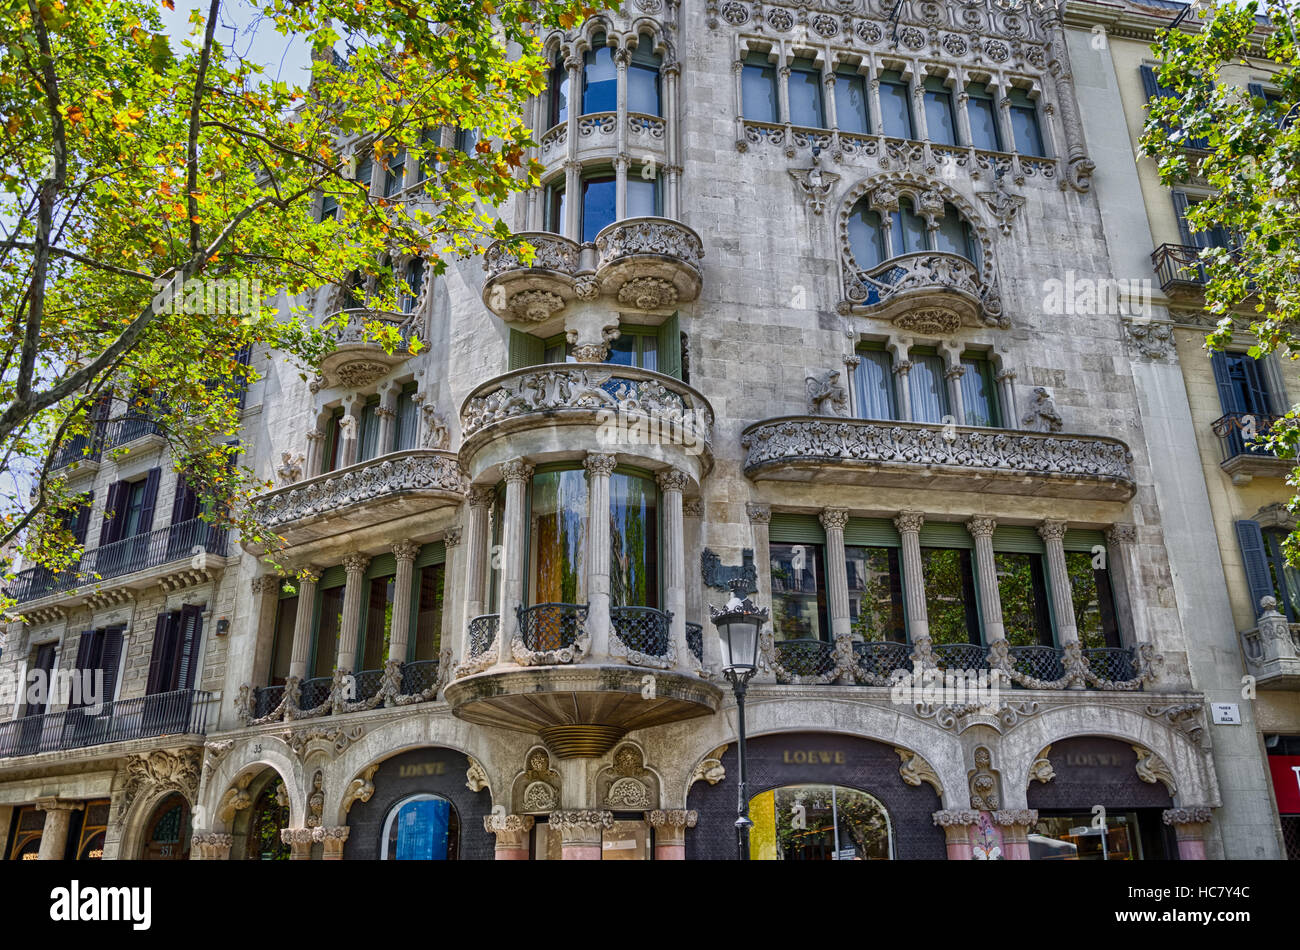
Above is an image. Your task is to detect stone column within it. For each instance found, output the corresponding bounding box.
[954,88,974,149]
[552,809,612,860]
[338,394,363,468]
[387,541,420,666]
[320,826,349,860]
[663,60,681,218]
[993,810,1037,861]
[1038,519,1085,688]
[333,553,371,675]
[966,518,1005,644]
[375,382,399,456]
[777,64,792,126]
[614,153,629,222]
[932,809,979,861]
[1038,1,1095,191]
[867,69,883,138]
[889,339,914,421]
[747,503,775,683]
[585,453,617,662]
[191,831,233,861]
[822,68,839,133]
[1163,807,1213,860]
[685,498,709,671]
[894,510,930,656]
[304,426,327,478]
[496,459,534,668]
[614,48,629,221]
[463,487,494,626]
[35,798,82,860]
[1104,524,1141,645]
[731,58,747,150]
[563,159,581,240]
[442,527,464,667]
[288,567,321,681]
[843,355,861,416]
[648,809,698,860]
[249,574,282,688]
[821,508,852,641]
[995,84,1016,159]
[485,814,534,860]
[658,470,690,669]
[996,369,1017,429]
[910,70,929,142]
[942,347,967,426]
[281,828,314,860]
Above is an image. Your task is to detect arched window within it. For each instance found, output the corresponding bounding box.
[935,202,978,264]
[847,193,979,269]
[142,793,191,860]
[246,783,291,860]
[890,197,928,256]
[628,37,662,116]
[847,204,885,270]
[547,54,569,127]
[749,784,893,860]
[582,35,617,114]
[382,794,461,860]
[400,257,425,314]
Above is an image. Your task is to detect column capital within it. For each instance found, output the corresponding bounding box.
[945,364,967,380]
[966,516,997,539]
[296,565,322,585]
[444,526,463,548]
[991,809,1038,827]
[34,797,84,813]
[656,468,689,493]
[746,502,771,525]
[551,809,614,843]
[393,540,421,563]
[646,809,698,846]
[342,552,371,575]
[1162,806,1213,826]
[501,459,535,484]
[584,452,618,478]
[1106,523,1138,545]
[819,507,850,531]
[484,814,536,835]
[892,360,914,376]
[894,509,925,534]
[683,498,704,518]
[468,486,496,509]
[250,575,282,595]
[931,808,980,827]
[319,826,350,859]
[1037,519,1068,543]
[844,354,862,368]
[191,831,233,860]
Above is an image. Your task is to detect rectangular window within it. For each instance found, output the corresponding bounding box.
[853,347,897,420]
[834,71,870,134]
[581,175,617,242]
[1009,88,1046,157]
[966,83,1003,151]
[545,182,566,234]
[878,70,915,139]
[1211,351,1274,416]
[358,396,382,462]
[355,151,374,195]
[543,333,572,364]
[626,173,660,218]
[921,547,981,645]
[995,552,1053,646]
[361,575,395,672]
[394,384,420,451]
[846,545,906,642]
[319,193,339,222]
[313,585,345,679]
[548,61,569,127]
[414,563,445,662]
[923,76,956,146]
[583,44,617,114]
[788,59,825,128]
[383,147,406,197]
[960,354,1001,427]
[1065,551,1121,649]
[399,258,424,314]
[324,406,344,473]
[454,128,479,155]
[627,50,661,116]
[908,351,951,424]
[742,53,779,123]
[769,542,828,642]
[606,330,658,371]
[270,594,297,685]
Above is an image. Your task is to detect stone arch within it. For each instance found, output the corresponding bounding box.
[118,783,197,861]
[197,740,305,835]
[998,703,1219,810]
[625,18,674,62]
[573,15,619,56]
[593,740,664,811]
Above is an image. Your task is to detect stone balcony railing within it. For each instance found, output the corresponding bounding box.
[842,251,996,329]
[1240,598,1300,689]
[247,449,465,553]
[481,217,704,323]
[318,307,421,389]
[741,416,1136,500]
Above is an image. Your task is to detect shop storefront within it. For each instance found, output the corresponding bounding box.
[1025,737,1178,860]
[685,733,946,860]
[344,748,492,860]
[1266,735,1300,860]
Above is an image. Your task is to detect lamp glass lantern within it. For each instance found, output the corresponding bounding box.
[710,583,768,676]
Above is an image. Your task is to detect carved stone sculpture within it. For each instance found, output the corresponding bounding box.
[1020,386,1063,433]
[805,369,849,417]
[276,452,304,485]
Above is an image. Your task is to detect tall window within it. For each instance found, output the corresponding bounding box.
[788,58,825,128]
[361,575,395,671]
[414,563,445,661]
[626,169,660,218]
[921,547,980,645]
[383,147,407,197]
[581,172,617,242]
[935,202,978,263]
[908,350,951,424]
[357,395,382,462]
[1065,550,1121,649]
[609,472,658,608]
[922,76,956,145]
[1008,88,1046,156]
[966,82,1003,151]
[545,181,566,234]
[849,195,978,268]
[582,36,617,114]
[770,542,828,641]
[995,552,1053,646]
[400,258,424,314]
[394,384,421,451]
[959,353,1001,427]
[834,69,870,134]
[742,53,778,123]
[847,546,906,642]
[313,584,345,679]
[454,128,480,155]
[628,40,662,116]
[847,203,885,270]
[1173,192,1232,250]
[1211,351,1274,416]
[269,595,297,685]
[890,196,929,256]
[878,70,914,139]
[529,468,589,605]
[355,150,374,195]
[853,347,897,420]
[548,56,569,127]
[319,193,339,222]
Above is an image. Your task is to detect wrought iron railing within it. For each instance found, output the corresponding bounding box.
[932,642,989,671]
[5,517,229,605]
[774,638,838,678]
[51,431,104,470]
[686,622,703,664]
[467,614,499,657]
[298,676,332,712]
[253,685,285,719]
[103,415,164,449]
[611,606,673,660]
[1008,645,1066,684]
[1151,243,1208,293]
[400,659,440,696]
[349,669,384,703]
[516,603,588,653]
[0,689,211,759]
[854,641,913,679]
[1083,647,1137,683]
[1211,411,1284,462]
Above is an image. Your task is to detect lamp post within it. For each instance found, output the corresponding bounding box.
[710,579,769,861]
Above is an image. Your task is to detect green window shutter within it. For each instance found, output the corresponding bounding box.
[656,312,682,380]
[1063,529,1106,553]
[417,541,447,568]
[843,517,901,547]
[366,553,397,578]
[918,521,973,549]
[508,329,545,370]
[991,526,1045,554]
[319,565,347,589]
[768,513,825,544]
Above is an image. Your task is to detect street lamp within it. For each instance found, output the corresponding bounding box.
[710,579,769,861]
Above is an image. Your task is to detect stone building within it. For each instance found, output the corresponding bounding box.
[0,0,1292,860]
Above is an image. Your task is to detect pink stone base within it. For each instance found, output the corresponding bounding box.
[1003,840,1030,861]
[561,845,602,861]
[495,847,529,861]
[946,841,973,860]
[654,844,686,861]
[1176,838,1206,860]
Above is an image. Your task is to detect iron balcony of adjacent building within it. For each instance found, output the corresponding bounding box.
[481,217,704,323]
[1150,243,1208,297]
[0,688,213,760]
[1212,411,1292,484]
[740,416,1136,500]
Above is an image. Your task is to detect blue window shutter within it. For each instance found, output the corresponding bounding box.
[99,627,124,703]
[176,605,203,692]
[1139,65,1162,102]
[137,468,161,535]
[145,613,173,695]
[1171,191,1194,246]
[99,480,126,546]
[72,491,93,546]
[1235,520,1275,618]
[1210,352,1240,413]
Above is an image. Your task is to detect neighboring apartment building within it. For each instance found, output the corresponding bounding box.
[0,0,1291,861]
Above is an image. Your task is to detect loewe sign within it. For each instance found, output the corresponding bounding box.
[782,750,847,765]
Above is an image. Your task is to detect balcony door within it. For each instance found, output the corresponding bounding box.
[144,605,203,735]
[97,468,160,577]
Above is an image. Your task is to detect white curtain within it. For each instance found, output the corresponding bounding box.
[908,355,948,423]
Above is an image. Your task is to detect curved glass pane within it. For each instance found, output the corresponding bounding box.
[385,795,460,860]
[908,353,949,423]
[847,202,884,270]
[583,43,617,114]
[628,61,661,115]
[920,547,980,645]
[935,204,972,260]
[960,356,999,427]
[548,60,568,126]
[626,175,659,218]
[995,551,1053,647]
[788,63,825,127]
[897,198,929,255]
[750,785,892,860]
[834,73,870,134]
[610,472,658,607]
[847,545,906,642]
[581,176,616,242]
[529,469,588,605]
[853,349,896,420]
[770,542,827,641]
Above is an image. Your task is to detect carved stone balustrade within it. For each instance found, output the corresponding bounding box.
[319,308,420,389]
[741,417,1136,501]
[247,449,465,554]
[1240,599,1300,690]
[481,218,703,323]
[841,251,995,330]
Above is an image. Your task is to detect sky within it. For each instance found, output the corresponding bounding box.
[158,0,315,83]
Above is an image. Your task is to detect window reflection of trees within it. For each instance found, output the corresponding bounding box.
[921,548,980,645]
[846,545,905,643]
[609,473,658,608]
[995,551,1053,647]
[755,785,892,861]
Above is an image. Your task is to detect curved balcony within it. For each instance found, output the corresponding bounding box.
[481,217,703,323]
[741,416,1136,501]
[458,363,714,480]
[319,308,419,389]
[842,252,991,329]
[247,449,465,554]
[610,606,674,668]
